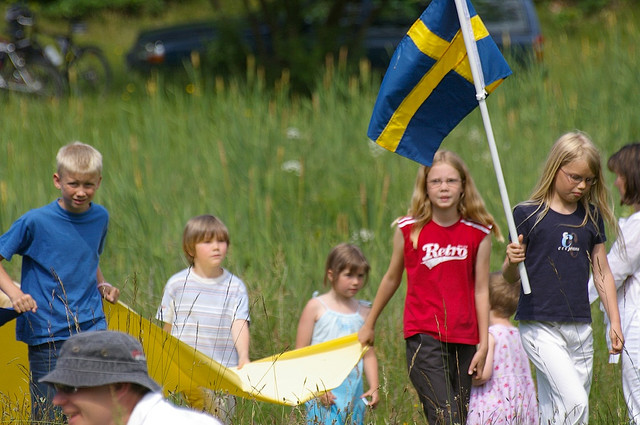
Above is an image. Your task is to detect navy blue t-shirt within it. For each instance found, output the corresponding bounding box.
[514,202,606,323]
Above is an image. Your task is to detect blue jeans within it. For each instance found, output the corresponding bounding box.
[28,341,63,424]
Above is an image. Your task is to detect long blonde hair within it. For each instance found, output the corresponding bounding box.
[523,131,617,238]
[406,150,502,240]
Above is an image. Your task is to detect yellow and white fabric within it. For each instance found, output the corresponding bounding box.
[0,300,367,414]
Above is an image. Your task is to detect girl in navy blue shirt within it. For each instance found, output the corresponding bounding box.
[503,131,623,425]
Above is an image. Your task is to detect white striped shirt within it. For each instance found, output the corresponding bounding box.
[156,267,250,367]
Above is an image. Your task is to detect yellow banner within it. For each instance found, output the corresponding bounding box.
[0,319,29,421]
[0,300,367,415]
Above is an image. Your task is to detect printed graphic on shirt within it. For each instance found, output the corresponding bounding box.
[558,231,579,257]
[421,243,468,269]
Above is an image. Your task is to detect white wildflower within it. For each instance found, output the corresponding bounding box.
[351,228,374,243]
[286,127,302,140]
[469,127,483,143]
[281,160,302,176]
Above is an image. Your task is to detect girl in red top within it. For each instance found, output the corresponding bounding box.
[358,150,502,424]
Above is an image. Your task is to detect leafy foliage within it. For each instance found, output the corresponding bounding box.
[24,0,166,18]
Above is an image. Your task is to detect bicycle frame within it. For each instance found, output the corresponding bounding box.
[3,6,110,97]
[0,40,44,93]
[30,20,111,96]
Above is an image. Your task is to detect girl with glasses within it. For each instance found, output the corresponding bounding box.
[503,131,623,425]
[359,150,502,424]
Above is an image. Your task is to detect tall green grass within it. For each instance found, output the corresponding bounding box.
[1,2,640,423]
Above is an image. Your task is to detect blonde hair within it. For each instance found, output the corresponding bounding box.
[182,215,230,265]
[489,272,519,318]
[407,150,502,241]
[56,141,102,176]
[324,243,370,287]
[522,131,617,238]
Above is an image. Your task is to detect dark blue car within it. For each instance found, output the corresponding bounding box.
[476,0,544,63]
[125,0,542,71]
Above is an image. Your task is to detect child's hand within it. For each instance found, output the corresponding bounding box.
[99,283,120,304]
[468,347,487,380]
[610,325,624,354]
[11,293,37,313]
[361,387,379,408]
[358,325,375,347]
[506,235,525,265]
[237,357,250,369]
[318,391,336,407]
[471,374,488,386]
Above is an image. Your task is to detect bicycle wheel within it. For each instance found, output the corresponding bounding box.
[67,45,111,96]
[21,57,66,98]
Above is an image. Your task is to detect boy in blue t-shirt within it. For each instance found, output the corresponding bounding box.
[0,141,120,422]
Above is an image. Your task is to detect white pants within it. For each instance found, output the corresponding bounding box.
[520,321,593,425]
[622,311,640,424]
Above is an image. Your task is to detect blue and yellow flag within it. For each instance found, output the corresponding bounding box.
[367,0,511,166]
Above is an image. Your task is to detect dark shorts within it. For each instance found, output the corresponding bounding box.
[406,333,476,424]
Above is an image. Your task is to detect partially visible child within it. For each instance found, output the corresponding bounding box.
[468,272,538,425]
[503,131,623,425]
[589,142,640,423]
[156,214,250,424]
[296,243,379,425]
[359,150,501,424]
[0,141,120,422]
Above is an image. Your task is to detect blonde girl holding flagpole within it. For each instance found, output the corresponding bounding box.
[503,131,623,425]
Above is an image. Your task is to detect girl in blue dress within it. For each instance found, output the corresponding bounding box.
[296,243,379,425]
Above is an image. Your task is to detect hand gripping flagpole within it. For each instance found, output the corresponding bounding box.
[452,0,531,294]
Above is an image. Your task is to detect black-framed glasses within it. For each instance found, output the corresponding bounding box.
[54,384,79,394]
[559,168,597,186]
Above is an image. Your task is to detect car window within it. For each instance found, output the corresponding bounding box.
[366,0,531,33]
[473,0,531,33]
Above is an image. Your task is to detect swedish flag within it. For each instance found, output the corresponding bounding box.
[367,0,511,166]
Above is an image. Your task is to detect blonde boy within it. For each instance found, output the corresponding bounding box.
[0,141,119,421]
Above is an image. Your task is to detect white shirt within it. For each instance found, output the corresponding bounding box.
[156,268,250,367]
[589,211,640,361]
[128,392,222,425]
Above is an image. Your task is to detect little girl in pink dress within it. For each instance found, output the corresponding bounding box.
[467,272,538,425]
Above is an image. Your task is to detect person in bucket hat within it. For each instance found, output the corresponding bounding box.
[40,330,222,425]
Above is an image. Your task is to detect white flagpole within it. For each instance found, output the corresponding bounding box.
[452,0,531,294]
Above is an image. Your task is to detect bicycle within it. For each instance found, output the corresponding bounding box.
[0,36,65,97]
[39,20,112,97]
[3,4,111,97]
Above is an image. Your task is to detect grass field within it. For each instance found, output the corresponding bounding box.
[1,1,640,423]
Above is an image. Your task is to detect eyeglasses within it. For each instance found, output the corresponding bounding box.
[559,168,597,186]
[427,178,462,188]
[54,384,79,394]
